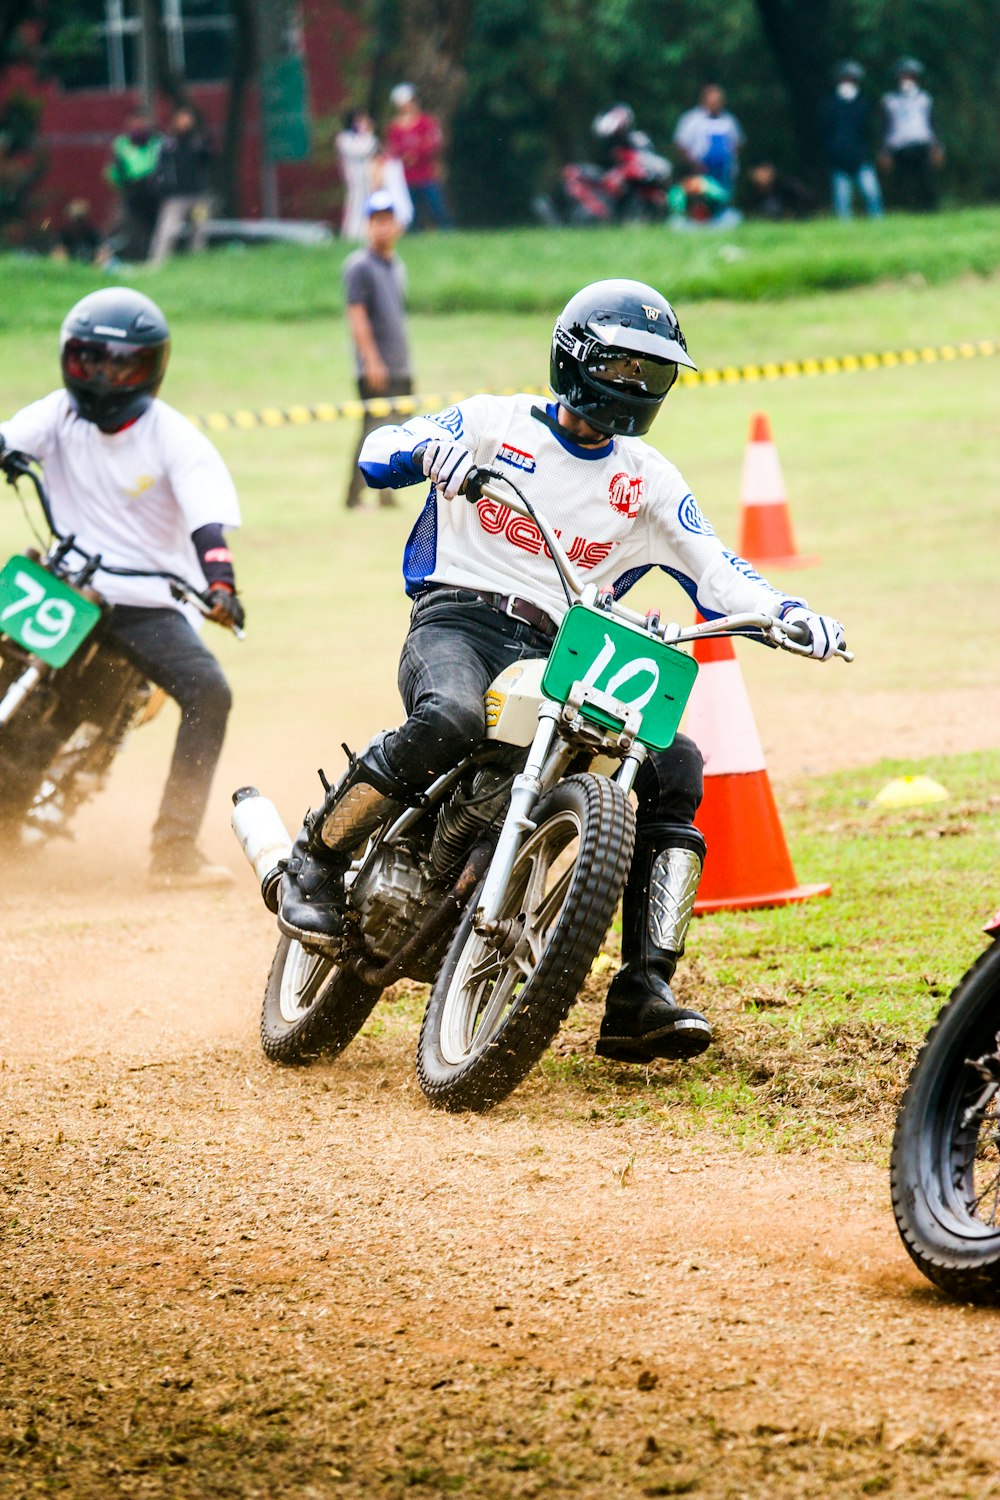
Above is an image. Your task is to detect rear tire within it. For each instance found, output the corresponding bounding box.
[261,934,383,1064]
[890,938,1000,1302]
[417,774,635,1112]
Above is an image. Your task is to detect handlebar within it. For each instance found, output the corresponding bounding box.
[1,447,244,639]
[467,468,852,662]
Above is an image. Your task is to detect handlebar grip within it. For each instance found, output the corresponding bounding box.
[783,620,813,647]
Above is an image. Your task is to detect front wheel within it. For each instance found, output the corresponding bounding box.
[261,934,383,1064]
[890,938,1000,1302]
[417,773,635,1112]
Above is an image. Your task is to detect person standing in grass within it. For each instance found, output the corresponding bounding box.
[879,58,944,212]
[342,190,414,510]
[820,61,883,220]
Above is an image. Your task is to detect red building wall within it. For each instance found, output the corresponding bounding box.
[0,1,367,237]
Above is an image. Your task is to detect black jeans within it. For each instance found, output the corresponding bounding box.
[104,606,232,849]
[382,590,703,829]
[346,375,413,508]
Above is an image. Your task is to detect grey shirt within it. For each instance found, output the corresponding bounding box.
[342,247,411,380]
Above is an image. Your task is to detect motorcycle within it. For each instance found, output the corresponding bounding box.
[891,907,1000,1302]
[233,469,851,1112]
[0,447,239,846]
[535,136,672,227]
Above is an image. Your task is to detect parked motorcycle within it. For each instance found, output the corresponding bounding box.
[233,469,850,1112]
[534,105,672,227]
[0,447,237,846]
[891,907,1000,1302]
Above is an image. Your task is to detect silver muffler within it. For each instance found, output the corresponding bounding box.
[231,786,293,912]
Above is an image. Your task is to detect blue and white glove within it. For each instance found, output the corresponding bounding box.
[778,603,846,661]
[420,437,476,500]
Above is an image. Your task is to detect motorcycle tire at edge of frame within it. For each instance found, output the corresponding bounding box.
[890,937,1000,1303]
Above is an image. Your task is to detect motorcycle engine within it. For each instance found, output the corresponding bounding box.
[348,843,436,962]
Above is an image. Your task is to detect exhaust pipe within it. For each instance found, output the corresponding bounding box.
[231,786,292,913]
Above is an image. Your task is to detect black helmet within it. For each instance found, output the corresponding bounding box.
[550,279,696,438]
[60,287,170,431]
[835,59,865,83]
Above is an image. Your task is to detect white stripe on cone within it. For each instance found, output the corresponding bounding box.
[682,658,767,777]
[740,436,787,507]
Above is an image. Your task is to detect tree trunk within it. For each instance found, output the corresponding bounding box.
[752,0,833,172]
[219,0,257,215]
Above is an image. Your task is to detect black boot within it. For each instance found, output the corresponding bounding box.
[597,821,712,1064]
[278,736,408,952]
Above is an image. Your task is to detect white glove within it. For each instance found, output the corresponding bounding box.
[420,437,476,500]
[778,604,846,661]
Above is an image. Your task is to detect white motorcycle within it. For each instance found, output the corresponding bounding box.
[233,469,849,1111]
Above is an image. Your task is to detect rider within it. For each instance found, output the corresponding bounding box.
[0,287,244,887]
[279,279,845,1063]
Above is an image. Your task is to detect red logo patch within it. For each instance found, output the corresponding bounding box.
[609,472,644,518]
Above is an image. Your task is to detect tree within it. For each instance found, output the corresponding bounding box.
[751,0,833,170]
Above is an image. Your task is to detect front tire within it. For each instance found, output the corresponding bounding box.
[890,938,1000,1302]
[261,934,383,1064]
[417,774,635,1112]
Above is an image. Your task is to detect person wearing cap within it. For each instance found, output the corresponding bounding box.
[385,83,451,231]
[879,59,943,211]
[342,190,414,509]
[819,61,883,219]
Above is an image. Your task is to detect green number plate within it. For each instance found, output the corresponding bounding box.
[0,554,102,668]
[541,603,698,750]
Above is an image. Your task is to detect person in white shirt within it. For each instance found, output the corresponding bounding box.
[879,58,944,212]
[0,288,244,887]
[278,279,846,1063]
[673,85,745,201]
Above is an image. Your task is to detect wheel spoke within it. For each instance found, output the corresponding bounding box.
[472,965,520,1044]
[465,947,508,988]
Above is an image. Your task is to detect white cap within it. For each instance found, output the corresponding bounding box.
[390,82,416,109]
[364,189,396,217]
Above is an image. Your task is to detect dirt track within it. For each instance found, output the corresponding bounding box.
[4,700,1000,1500]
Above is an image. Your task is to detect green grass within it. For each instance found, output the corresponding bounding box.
[2,205,1000,331]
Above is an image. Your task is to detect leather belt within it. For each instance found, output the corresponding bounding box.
[421,585,558,637]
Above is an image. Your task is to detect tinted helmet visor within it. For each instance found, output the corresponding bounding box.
[62,337,165,391]
[584,350,678,398]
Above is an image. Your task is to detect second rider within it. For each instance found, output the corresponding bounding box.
[279,279,845,1064]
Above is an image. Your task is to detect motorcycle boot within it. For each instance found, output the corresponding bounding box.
[278,735,408,953]
[596,821,712,1063]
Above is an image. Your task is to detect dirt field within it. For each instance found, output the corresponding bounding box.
[3,690,1000,1500]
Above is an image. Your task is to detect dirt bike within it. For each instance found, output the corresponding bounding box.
[233,469,850,1112]
[0,447,238,846]
[891,907,1000,1302]
[533,136,672,227]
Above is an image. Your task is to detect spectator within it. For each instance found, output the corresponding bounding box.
[370,141,414,231]
[336,108,378,240]
[147,106,215,267]
[105,111,163,262]
[673,85,744,200]
[819,61,883,219]
[51,199,105,265]
[745,162,817,220]
[385,83,451,230]
[879,58,944,212]
[342,190,414,509]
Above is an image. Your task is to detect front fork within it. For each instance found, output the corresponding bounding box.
[473,705,647,929]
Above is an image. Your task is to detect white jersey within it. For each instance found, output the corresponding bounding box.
[359,393,799,625]
[0,390,240,610]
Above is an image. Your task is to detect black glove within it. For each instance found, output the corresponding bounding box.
[205,587,245,630]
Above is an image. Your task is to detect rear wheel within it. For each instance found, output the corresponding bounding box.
[261,935,383,1064]
[417,774,635,1111]
[890,939,1000,1302]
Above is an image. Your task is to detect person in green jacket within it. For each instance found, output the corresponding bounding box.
[105,112,164,262]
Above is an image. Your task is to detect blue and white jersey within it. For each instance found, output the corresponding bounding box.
[359,393,798,625]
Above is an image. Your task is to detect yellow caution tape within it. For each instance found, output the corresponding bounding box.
[188,338,998,432]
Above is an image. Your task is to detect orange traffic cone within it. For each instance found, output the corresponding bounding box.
[683,621,830,913]
[737,412,819,570]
